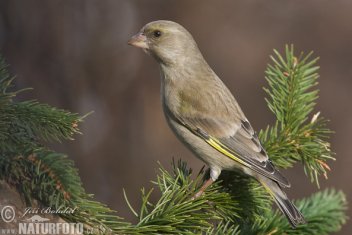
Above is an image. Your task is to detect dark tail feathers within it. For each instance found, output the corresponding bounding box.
[260,177,306,228]
[273,191,306,227]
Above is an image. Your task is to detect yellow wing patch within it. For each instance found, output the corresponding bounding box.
[206,136,250,167]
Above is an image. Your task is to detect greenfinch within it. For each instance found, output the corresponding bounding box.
[128,20,305,227]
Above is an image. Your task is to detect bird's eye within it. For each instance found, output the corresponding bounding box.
[153,30,162,38]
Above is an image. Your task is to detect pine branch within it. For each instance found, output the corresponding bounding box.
[218,171,272,224]
[247,189,348,235]
[0,102,82,154]
[119,160,240,234]
[0,149,130,234]
[0,62,83,153]
[0,56,129,234]
[259,45,334,186]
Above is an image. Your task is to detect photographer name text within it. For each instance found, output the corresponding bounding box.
[23,206,78,217]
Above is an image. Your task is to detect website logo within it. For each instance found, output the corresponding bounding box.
[1,205,84,235]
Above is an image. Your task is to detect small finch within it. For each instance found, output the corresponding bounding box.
[128,20,305,227]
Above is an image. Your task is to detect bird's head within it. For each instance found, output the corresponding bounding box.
[128,20,201,66]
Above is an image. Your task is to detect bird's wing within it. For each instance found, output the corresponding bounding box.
[168,99,290,187]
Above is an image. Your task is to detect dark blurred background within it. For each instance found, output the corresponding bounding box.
[0,1,351,233]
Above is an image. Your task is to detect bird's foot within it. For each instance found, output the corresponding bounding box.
[191,178,214,200]
[191,190,205,200]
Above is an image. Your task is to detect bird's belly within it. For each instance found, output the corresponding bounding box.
[166,117,244,172]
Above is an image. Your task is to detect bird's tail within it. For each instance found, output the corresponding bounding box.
[259,177,306,228]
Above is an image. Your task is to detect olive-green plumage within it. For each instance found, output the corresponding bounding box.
[128,20,305,227]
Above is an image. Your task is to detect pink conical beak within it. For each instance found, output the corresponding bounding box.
[128,32,148,49]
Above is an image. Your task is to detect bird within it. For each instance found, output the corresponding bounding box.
[128,20,305,227]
